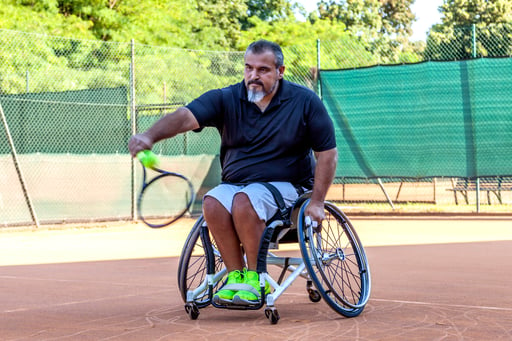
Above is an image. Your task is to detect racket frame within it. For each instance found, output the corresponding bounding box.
[137,163,195,228]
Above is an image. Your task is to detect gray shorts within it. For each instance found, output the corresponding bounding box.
[204,182,301,222]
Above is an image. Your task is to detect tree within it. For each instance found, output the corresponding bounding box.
[111,0,230,49]
[1,0,95,39]
[439,0,512,26]
[196,0,248,48]
[243,0,294,28]
[238,16,377,88]
[0,0,424,94]
[52,0,125,41]
[317,0,415,38]
[425,0,512,59]
[315,0,416,63]
[7,0,244,49]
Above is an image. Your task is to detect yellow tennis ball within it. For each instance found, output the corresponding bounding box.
[137,150,159,168]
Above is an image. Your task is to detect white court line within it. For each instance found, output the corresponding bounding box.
[0,274,150,286]
[1,289,173,314]
[371,298,512,312]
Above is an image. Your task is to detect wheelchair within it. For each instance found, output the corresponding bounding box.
[177,191,371,324]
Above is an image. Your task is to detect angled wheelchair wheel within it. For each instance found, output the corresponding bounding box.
[177,215,224,308]
[298,200,371,317]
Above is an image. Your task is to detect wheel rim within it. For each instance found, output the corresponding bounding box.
[299,200,371,312]
[178,218,224,306]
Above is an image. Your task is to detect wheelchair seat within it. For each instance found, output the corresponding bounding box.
[266,191,311,249]
[177,190,371,324]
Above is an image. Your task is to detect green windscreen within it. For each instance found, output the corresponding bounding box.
[1,87,128,154]
[320,58,512,179]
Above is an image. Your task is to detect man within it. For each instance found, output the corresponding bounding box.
[128,40,337,306]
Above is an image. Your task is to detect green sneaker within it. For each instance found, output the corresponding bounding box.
[232,269,271,306]
[213,270,243,305]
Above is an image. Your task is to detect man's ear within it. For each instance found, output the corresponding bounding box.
[277,65,285,79]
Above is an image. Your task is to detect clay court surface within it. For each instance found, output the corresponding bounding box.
[1,216,512,340]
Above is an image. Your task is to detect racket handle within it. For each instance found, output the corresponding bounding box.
[137,150,159,168]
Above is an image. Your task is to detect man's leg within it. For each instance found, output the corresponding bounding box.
[232,182,300,270]
[231,193,266,271]
[231,183,300,305]
[203,196,246,304]
[230,192,269,305]
[203,196,244,271]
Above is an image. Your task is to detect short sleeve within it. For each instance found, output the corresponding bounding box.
[185,89,224,129]
[306,94,337,152]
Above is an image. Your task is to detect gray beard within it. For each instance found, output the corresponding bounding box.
[247,80,279,103]
[247,89,266,103]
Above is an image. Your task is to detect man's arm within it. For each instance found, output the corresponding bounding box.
[128,107,200,157]
[304,147,338,224]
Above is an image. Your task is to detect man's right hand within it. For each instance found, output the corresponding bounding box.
[128,133,154,157]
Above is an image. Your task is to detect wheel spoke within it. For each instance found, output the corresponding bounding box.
[299,201,371,316]
[178,217,224,307]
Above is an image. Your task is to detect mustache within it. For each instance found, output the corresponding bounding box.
[248,80,263,86]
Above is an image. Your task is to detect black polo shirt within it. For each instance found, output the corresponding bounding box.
[186,79,336,187]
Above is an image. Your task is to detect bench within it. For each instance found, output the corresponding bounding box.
[448,177,512,204]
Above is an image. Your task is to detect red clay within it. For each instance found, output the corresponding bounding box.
[1,220,511,340]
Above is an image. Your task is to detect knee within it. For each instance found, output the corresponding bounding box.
[232,193,255,217]
[203,196,223,219]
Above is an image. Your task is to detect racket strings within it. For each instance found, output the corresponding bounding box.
[139,171,194,228]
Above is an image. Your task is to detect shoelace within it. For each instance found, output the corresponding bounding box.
[228,270,242,283]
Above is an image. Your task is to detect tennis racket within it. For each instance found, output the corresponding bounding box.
[137,150,195,228]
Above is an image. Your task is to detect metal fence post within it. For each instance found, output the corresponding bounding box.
[0,101,39,228]
[476,177,481,213]
[130,39,138,221]
[472,24,477,58]
[316,39,322,99]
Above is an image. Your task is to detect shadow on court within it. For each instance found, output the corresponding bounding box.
[1,221,511,340]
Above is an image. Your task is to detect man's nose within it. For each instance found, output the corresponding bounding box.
[248,69,259,79]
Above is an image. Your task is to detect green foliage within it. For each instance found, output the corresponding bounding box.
[316,0,417,63]
[425,0,512,59]
[439,0,512,26]
[196,0,248,48]
[133,44,243,105]
[2,0,95,38]
[317,0,415,38]
[15,0,59,13]
[0,33,130,94]
[0,0,427,100]
[238,17,373,83]
[242,0,294,28]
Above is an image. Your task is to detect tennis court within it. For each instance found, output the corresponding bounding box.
[1,217,511,340]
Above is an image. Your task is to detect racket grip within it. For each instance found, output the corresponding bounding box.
[137,150,159,168]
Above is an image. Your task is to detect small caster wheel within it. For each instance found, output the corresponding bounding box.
[264,307,280,324]
[185,303,199,320]
[308,288,321,302]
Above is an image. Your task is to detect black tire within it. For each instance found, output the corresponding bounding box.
[177,216,224,308]
[308,288,322,303]
[298,200,371,317]
[185,302,200,320]
[265,307,280,324]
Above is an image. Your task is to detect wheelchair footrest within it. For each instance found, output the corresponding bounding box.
[211,289,268,310]
[211,299,265,310]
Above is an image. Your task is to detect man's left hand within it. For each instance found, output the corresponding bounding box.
[304,199,325,231]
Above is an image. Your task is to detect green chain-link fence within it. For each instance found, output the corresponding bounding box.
[1,25,511,226]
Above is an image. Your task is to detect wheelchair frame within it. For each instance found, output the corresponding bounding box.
[177,195,371,324]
